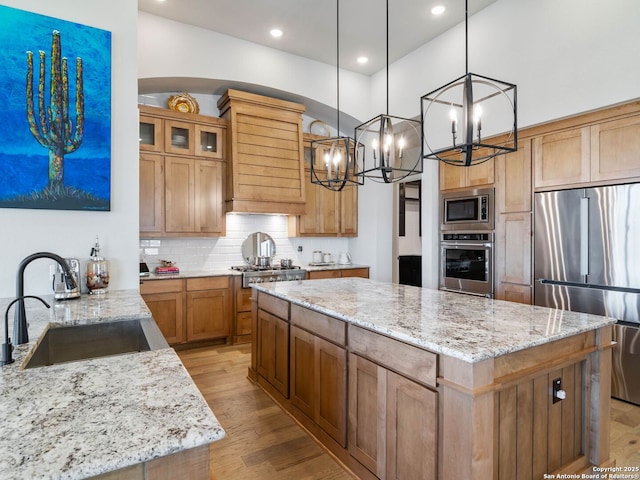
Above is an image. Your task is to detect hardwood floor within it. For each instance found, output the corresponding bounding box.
[177,343,355,480]
[178,343,640,479]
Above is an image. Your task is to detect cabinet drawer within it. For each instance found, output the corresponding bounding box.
[258,292,289,320]
[349,325,437,388]
[340,268,369,278]
[186,276,229,291]
[308,270,341,280]
[140,279,183,294]
[291,304,346,346]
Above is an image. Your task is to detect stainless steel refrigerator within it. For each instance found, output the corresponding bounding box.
[534,183,640,405]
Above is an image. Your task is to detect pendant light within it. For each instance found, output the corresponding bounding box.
[354,0,422,183]
[421,0,517,167]
[310,0,363,191]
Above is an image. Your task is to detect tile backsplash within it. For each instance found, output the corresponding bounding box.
[140,214,350,271]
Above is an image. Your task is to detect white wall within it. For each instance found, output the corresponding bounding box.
[0,0,139,297]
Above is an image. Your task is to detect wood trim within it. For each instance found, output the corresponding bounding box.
[139,104,228,128]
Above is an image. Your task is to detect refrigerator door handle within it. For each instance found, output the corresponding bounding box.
[580,196,589,279]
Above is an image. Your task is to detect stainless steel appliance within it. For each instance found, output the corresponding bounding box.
[440,232,493,297]
[534,184,640,405]
[441,187,494,231]
[52,257,81,300]
[230,264,307,288]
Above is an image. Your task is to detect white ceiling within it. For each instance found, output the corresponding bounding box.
[138,0,497,76]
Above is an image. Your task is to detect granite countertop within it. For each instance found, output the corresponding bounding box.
[0,290,224,480]
[253,278,617,363]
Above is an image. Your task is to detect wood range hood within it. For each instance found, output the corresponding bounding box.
[218,89,307,215]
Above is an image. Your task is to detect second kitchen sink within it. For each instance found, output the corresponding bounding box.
[23,317,169,369]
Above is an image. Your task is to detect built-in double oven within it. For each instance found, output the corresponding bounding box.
[439,188,494,298]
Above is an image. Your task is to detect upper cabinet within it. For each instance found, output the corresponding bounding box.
[439,153,495,191]
[534,109,640,189]
[217,89,306,215]
[288,133,358,237]
[139,105,227,238]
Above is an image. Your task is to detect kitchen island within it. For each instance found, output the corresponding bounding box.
[0,290,224,480]
[249,277,616,480]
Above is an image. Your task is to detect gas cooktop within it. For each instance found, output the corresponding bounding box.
[231,265,306,287]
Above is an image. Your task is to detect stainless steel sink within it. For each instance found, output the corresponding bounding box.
[23,317,169,369]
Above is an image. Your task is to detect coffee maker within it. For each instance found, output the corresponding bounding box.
[52,257,81,300]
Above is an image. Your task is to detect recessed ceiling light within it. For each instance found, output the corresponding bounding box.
[431,5,446,15]
[357,56,369,64]
[270,28,283,38]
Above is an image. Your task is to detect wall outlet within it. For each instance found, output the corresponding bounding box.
[297,246,303,252]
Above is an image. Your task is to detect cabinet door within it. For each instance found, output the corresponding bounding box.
[165,157,195,233]
[139,153,164,233]
[290,326,315,419]
[467,157,495,187]
[186,289,231,341]
[318,187,340,234]
[298,170,321,235]
[534,127,590,188]
[139,115,163,153]
[496,211,532,287]
[194,124,224,160]
[272,316,290,398]
[496,139,532,214]
[142,292,184,344]
[194,160,224,235]
[591,115,640,182]
[496,283,532,304]
[340,185,358,236]
[256,309,274,380]
[165,120,195,156]
[315,335,347,447]
[348,353,386,478]
[439,161,466,190]
[386,371,437,480]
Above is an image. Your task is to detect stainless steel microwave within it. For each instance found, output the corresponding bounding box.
[441,187,494,231]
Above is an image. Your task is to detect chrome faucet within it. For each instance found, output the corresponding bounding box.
[2,295,50,365]
[14,252,78,345]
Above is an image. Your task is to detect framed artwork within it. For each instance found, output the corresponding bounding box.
[0,5,111,211]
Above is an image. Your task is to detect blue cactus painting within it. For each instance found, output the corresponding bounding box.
[0,6,111,211]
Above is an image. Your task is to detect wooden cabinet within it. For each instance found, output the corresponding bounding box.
[232,276,252,344]
[495,140,533,304]
[256,292,290,398]
[348,354,437,479]
[288,134,359,237]
[141,276,231,345]
[307,267,369,280]
[217,89,306,215]
[139,105,227,237]
[533,113,640,189]
[186,277,231,342]
[439,156,495,191]
[139,153,164,233]
[139,279,184,344]
[533,127,590,189]
[290,305,348,447]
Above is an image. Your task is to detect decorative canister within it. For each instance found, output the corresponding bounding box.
[86,236,110,294]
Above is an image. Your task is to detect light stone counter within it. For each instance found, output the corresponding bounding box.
[0,290,224,480]
[253,277,617,363]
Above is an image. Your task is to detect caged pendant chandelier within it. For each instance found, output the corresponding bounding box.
[421,0,517,167]
[354,0,422,184]
[310,0,363,191]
